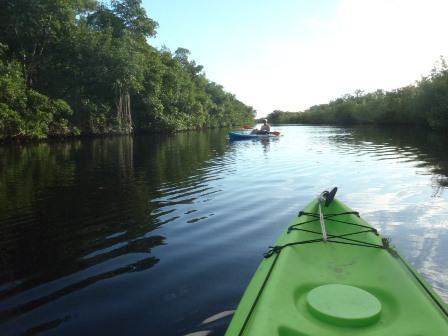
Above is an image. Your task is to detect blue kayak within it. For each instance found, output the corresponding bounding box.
[228,131,281,141]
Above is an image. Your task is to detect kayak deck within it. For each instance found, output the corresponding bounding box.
[226,190,448,335]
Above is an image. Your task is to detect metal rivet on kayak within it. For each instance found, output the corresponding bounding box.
[307,284,381,327]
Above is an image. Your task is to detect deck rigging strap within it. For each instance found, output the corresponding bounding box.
[263,234,386,258]
[249,210,386,334]
[265,211,383,258]
[264,210,448,319]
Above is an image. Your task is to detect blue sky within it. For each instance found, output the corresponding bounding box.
[142,0,448,117]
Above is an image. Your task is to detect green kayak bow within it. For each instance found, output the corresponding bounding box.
[226,188,448,335]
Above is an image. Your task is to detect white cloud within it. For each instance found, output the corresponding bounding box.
[246,0,448,116]
[146,0,448,117]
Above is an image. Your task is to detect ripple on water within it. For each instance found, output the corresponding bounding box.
[1,126,448,336]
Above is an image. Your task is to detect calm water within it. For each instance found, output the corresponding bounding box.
[1,125,448,335]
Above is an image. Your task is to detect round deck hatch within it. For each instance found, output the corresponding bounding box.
[307,284,381,326]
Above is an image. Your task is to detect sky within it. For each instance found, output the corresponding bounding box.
[142,0,448,117]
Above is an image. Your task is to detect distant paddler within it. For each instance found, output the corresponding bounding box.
[251,119,271,134]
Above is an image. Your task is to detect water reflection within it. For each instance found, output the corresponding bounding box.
[1,126,448,335]
[229,137,279,156]
[328,125,448,192]
[0,130,231,333]
[316,125,448,303]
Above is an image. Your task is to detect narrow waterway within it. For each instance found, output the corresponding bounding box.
[1,125,447,335]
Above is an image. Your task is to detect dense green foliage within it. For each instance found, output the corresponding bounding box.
[267,57,448,130]
[0,0,255,140]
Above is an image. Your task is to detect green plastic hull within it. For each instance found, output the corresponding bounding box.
[226,192,448,335]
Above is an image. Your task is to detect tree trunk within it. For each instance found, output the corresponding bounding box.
[115,81,133,133]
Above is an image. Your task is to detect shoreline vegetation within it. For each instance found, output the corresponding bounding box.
[0,0,255,141]
[265,56,448,130]
[1,1,447,142]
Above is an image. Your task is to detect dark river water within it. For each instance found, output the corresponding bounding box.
[1,125,448,335]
